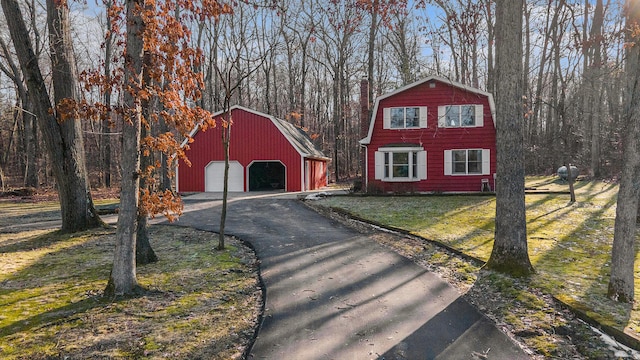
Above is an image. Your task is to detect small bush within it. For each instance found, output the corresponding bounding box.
[365,180,385,194]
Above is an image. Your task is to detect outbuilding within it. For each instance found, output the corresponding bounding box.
[177,106,329,193]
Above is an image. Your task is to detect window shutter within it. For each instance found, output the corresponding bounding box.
[444,150,452,175]
[375,151,385,179]
[438,106,446,127]
[419,107,428,128]
[417,151,427,180]
[482,149,490,175]
[475,105,484,127]
[383,108,391,129]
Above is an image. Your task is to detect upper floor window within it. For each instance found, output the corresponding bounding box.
[438,105,483,128]
[383,106,427,129]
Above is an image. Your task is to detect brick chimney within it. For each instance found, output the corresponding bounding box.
[359,79,370,191]
[360,78,370,139]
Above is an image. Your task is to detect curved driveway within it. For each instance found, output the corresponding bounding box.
[167,193,529,360]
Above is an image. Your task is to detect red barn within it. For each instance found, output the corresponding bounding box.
[177,106,329,193]
[360,75,497,192]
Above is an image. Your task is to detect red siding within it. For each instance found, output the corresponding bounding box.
[366,80,497,192]
[307,159,327,190]
[179,108,311,192]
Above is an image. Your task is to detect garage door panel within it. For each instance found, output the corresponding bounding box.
[205,161,244,192]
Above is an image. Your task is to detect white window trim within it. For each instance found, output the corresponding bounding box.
[437,105,483,128]
[444,149,490,176]
[375,147,427,182]
[383,106,427,129]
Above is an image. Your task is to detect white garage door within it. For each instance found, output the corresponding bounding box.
[205,161,244,192]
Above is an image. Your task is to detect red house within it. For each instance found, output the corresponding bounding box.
[177,106,329,193]
[360,75,496,192]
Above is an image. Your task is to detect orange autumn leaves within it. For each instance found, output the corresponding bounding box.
[62,0,234,219]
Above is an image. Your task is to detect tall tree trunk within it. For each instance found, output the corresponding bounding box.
[589,0,604,178]
[46,0,102,229]
[607,0,640,303]
[105,0,145,296]
[22,96,38,188]
[1,0,103,232]
[0,6,39,189]
[367,0,378,103]
[486,0,534,276]
[101,0,114,188]
[485,0,494,93]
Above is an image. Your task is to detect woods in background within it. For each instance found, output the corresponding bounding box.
[0,0,627,188]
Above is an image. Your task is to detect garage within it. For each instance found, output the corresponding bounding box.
[205,161,244,192]
[249,161,285,191]
[178,106,329,193]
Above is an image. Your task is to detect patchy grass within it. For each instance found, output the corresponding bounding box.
[0,225,261,359]
[317,177,640,347]
[0,197,119,231]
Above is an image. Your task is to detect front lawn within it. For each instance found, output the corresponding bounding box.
[317,177,640,341]
[0,223,261,359]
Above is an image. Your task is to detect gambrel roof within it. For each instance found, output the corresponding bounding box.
[360,75,496,145]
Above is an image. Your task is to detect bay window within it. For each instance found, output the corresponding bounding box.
[375,147,427,181]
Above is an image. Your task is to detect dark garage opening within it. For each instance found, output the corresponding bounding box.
[249,161,285,191]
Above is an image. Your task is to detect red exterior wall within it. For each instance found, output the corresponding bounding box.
[366,80,497,192]
[178,108,312,192]
[306,159,327,190]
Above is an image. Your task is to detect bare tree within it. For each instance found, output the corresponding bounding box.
[105,0,145,296]
[1,0,103,232]
[486,0,534,276]
[210,4,267,250]
[0,35,38,188]
[607,0,640,303]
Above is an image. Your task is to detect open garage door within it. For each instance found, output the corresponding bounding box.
[248,161,285,191]
[205,161,244,192]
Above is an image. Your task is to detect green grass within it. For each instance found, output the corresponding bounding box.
[0,225,260,359]
[317,177,640,340]
[0,198,119,229]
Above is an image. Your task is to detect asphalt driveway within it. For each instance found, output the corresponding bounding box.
[166,193,529,359]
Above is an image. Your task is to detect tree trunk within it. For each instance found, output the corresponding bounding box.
[135,48,158,266]
[218,110,231,251]
[486,0,534,276]
[608,0,640,303]
[101,0,114,188]
[1,0,103,232]
[589,0,604,179]
[46,0,103,230]
[136,213,158,265]
[106,0,145,296]
[367,0,378,101]
[485,0,494,93]
[23,97,38,188]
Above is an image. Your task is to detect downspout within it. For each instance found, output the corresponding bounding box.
[175,163,179,193]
